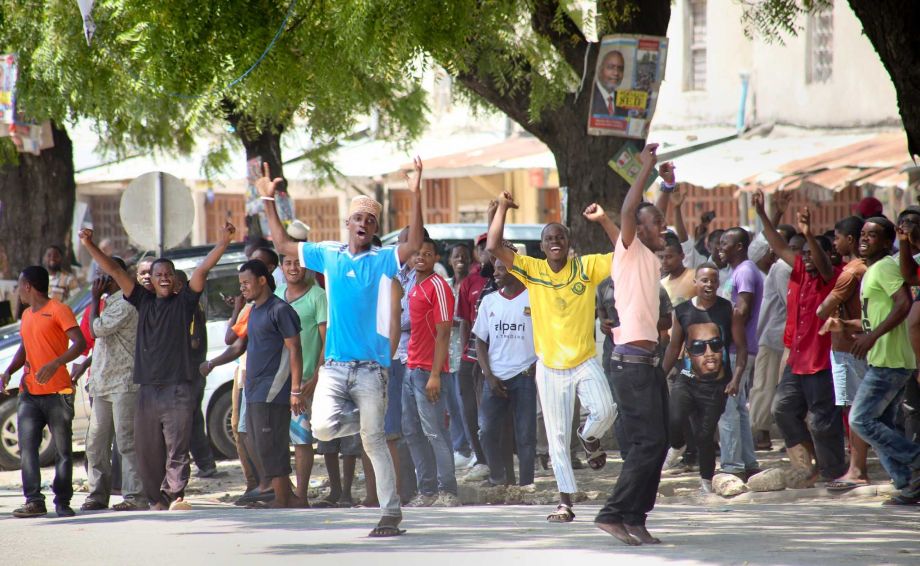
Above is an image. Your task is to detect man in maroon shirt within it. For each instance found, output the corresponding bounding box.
[755,200,846,487]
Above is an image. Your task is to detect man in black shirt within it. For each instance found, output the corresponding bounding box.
[80,222,236,510]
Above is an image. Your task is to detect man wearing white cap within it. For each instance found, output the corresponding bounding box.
[257,159,424,537]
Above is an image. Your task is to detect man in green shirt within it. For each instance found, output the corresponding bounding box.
[276,253,327,502]
[821,216,920,504]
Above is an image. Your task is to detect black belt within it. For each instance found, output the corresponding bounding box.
[610,352,660,366]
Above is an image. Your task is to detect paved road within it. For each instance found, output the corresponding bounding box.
[1,490,918,565]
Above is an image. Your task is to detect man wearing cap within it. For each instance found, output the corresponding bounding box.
[257,159,424,537]
[853,197,884,220]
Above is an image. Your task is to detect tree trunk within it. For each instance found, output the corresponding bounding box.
[225,109,285,240]
[0,122,75,278]
[848,0,920,157]
[457,0,670,253]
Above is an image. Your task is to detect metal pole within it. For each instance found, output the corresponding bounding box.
[154,172,164,257]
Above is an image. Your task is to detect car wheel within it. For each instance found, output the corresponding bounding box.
[0,397,55,470]
[206,389,236,459]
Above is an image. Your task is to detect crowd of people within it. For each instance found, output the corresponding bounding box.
[2,143,920,545]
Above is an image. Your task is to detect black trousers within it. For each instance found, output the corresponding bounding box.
[669,374,727,481]
[135,382,195,506]
[772,366,846,480]
[596,361,669,526]
[189,376,216,473]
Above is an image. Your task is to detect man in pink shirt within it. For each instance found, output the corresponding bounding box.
[596,144,675,546]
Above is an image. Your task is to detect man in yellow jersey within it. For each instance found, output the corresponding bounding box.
[486,192,617,524]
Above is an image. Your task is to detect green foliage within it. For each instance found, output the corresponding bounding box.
[738,0,833,43]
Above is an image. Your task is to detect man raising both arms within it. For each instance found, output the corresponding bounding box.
[487,191,616,524]
[81,222,235,511]
[597,144,675,546]
[257,158,424,537]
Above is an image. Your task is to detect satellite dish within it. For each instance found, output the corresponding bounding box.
[120,171,194,255]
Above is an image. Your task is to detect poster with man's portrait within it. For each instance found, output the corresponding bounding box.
[588,35,668,139]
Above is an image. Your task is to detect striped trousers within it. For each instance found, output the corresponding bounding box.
[536,358,616,494]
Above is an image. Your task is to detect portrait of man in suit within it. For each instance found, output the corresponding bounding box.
[591,49,629,118]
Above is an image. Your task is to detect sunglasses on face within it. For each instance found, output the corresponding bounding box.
[688,337,724,357]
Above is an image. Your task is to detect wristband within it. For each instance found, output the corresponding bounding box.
[660,181,676,193]
[260,196,275,201]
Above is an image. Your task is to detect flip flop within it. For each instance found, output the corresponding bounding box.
[826,480,869,492]
[310,498,338,508]
[546,503,575,523]
[368,525,406,537]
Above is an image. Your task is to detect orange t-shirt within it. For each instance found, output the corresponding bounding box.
[21,300,79,395]
[232,303,252,339]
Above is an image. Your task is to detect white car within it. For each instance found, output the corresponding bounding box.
[0,247,248,470]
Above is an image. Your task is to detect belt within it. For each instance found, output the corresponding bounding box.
[610,352,660,366]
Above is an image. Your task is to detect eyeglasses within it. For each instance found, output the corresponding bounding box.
[687,337,724,356]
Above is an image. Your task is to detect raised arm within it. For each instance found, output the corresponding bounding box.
[255,163,299,258]
[79,229,135,298]
[189,221,235,293]
[582,204,619,248]
[620,143,659,248]
[799,206,833,283]
[654,162,676,220]
[771,189,793,227]
[898,227,920,286]
[486,191,518,267]
[752,190,796,267]
[672,189,688,242]
[397,156,425,266]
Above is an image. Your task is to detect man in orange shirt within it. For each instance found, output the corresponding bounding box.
[1,266,86,518]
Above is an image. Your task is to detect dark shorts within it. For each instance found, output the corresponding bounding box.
[315,433,363,456]
[247,402,292,479]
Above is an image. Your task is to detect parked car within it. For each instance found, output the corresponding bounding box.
[0,246,248,470]
[380,223,546,274]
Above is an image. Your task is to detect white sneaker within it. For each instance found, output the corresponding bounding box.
[464,463,490,482]
[432,492,461,507]
[662,446,687,473]
[700,479,714,495]
[454,452,474,469]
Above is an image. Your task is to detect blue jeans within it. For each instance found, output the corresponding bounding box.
[312,361,400,518]
[442,372,471,455]
[402,368,458,495]
[479,372,537,486]
[385,360,406,439]
[718,354,758,472]
[850,366,920,489]
[18,390,74,506]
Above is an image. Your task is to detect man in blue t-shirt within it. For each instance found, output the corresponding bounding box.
[257,158,425,537]
[202,260,304,508]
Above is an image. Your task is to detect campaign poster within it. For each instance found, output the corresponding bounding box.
[608,141,658,190]
[588,35,668,139]
[0,54,18,125]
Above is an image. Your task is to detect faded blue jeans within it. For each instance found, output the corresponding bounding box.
[718,354,759,473]
[850,365,920,489]
[402,368,458,496]
[311,361,400,519]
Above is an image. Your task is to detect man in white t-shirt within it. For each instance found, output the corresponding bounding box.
[474,256,538,487]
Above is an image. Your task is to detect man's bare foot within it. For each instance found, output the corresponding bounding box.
[625,524,661,544]
[270,495,309,509]
[360,498,380,508]
[595,521,642,546]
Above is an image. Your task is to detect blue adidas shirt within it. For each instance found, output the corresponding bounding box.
[298,241,400,367]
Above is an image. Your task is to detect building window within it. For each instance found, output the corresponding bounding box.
[685,0,707,91]
[806,3,833,83]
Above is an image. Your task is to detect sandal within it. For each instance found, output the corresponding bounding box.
[579,433,607,471]
[310,498,338,508]
[368,517,405,538]
[112,501,146,512]
[826,479,869,493]
[546,503,575,523]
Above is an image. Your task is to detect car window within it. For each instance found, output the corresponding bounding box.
[205,270,242,322]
